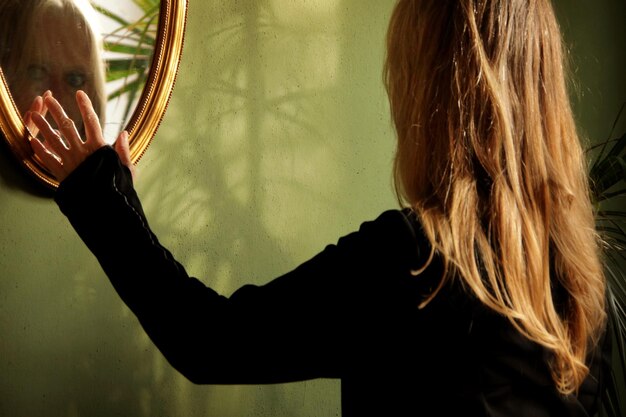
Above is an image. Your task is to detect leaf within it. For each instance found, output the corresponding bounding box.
[597,211,626,220]
[107,77,144,101]
[104,41,155,55]
[590,153,626,198]
[589,102,625,170]
[106,58,150,73]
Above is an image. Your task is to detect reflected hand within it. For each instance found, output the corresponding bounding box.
[29,90,132,183]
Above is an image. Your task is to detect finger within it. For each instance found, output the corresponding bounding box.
[114,130,131,165]
[24,96,43,134]
[43,95,82,149]
[76,90,105,149]
[31,111,69,156]
[30,137,65,180]
[40,90,51,118]
[114,130,136,180]
[24,111,35,134]
[27,95,43,114]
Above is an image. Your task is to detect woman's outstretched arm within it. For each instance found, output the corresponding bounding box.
[29,91,340,383]
[54,145,348,384]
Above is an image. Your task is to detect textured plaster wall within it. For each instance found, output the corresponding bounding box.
[0,1,624,416]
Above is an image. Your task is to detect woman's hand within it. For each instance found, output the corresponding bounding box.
[29,90,134,183]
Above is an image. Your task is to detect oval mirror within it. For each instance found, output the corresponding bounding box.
[0,0,187,189]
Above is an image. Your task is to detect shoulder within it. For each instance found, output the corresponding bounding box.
[336,209,429,271]
[355,209,426,249]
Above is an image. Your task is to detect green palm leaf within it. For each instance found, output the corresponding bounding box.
[92,0,159,124]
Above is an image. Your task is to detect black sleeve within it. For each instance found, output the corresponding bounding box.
[55,146,420,385]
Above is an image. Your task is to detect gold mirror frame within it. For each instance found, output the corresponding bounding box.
[0,0,187,189]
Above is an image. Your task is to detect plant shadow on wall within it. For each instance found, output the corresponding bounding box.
[591,104,626,417]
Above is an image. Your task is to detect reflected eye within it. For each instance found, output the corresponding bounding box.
[64,71,86,88]
[27,65,48,81]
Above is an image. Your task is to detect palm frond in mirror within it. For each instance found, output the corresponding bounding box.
[92,0,159,124]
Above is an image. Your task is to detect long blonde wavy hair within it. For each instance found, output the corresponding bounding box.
[385,0,606,394]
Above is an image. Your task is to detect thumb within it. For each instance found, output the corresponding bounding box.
[114,130,136,181]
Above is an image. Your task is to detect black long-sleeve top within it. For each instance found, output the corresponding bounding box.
[55,146,608,417]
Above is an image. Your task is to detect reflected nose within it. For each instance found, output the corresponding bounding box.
[44,76,84,134]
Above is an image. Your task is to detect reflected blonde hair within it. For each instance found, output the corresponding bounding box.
[385,0,606,394]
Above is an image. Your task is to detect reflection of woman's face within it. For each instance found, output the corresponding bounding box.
[11,6,96,136]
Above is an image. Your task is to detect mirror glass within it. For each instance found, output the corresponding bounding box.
[0,0,187,188]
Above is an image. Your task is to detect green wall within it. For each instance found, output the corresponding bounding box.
[0,1,624,416]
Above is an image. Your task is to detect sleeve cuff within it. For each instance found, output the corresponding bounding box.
[54,145,135,216]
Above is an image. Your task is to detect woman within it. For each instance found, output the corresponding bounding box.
[29,0,609,415]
